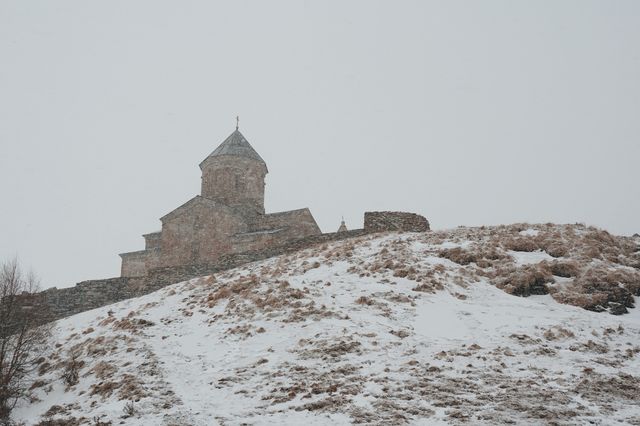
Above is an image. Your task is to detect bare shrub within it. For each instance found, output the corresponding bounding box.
[61,356,82,387]
[122,400,135,418]
[92,416,111,426]
[0,258,53,422]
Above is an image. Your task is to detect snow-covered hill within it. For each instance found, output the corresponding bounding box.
[14,224,640,425]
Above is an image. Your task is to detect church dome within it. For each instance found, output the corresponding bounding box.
[200,129,266,169]
[199,125,268,215]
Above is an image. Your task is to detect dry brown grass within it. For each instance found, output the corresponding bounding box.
[90,361,116,381]
[412,280,444,293]
[576,372,640,406]
[117,374,146,401]
[424,223,640,314]
[89,373,146,401]
[98,316,116,327]
[204,286,232,307]
[90,380,120,398]
[438,246,510,268]
[554,266,640,313]
[112,317,155,332]
[355,296,374,305]
[544,260,580,278]
[543,326,575,341]
[543,242,569,258]
[504,237,539,253]
[584,267,637,292]
[495,264,554,297]
[29,379,49,390]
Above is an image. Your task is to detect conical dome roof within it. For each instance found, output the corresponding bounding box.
[200,129,266,168]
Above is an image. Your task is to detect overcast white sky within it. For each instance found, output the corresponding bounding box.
[1,1,639,289]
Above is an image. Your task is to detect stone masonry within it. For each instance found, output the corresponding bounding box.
[119,128,321,277]
[364,211,430,233]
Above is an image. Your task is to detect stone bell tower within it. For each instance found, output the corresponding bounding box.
[199,122,268,215]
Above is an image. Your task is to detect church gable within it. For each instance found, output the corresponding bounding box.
[159,199,248,267]
[159,196,232,223]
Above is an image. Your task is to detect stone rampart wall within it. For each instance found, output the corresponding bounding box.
[364,211,430,233]
[33,212,428,323]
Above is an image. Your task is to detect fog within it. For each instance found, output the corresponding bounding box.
[1,1,638,289]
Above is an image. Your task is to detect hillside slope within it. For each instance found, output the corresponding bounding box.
[14,224,640,425]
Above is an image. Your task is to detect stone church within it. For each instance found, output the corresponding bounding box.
[119,127,321,277]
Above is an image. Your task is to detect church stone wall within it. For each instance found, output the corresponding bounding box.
[229,209,320,255]
[159,204,246,268]
[122,206,324,277]
[120,251,149,277]
[253,208,321,239]
[200,156,267,215]
[143,232,162,250]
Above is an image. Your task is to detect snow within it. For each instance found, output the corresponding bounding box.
[414,293,471,340]
[508,249,554,265]
[12,230,640,425]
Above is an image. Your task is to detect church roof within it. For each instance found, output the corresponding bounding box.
[200,129,266,167]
